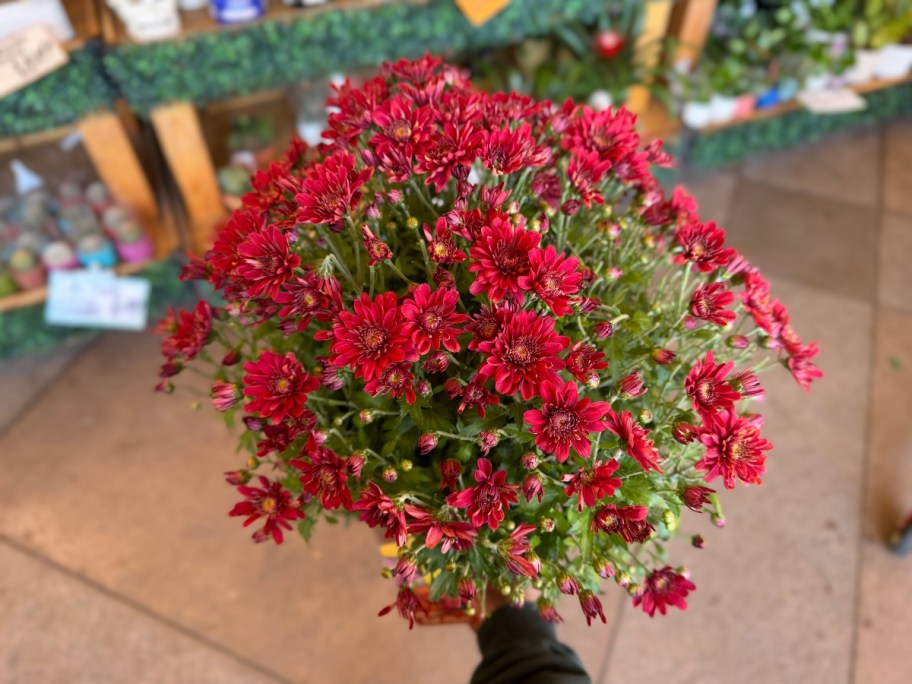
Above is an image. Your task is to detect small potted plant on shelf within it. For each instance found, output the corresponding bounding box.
[217,165,252,211]
[76,234,118,269]
[42,241,80,271]
[9,248,46,290]
[112,219,155,263]
[229,115,277,170]
[678,65,715,129]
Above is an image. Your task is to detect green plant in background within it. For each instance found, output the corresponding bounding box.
[228,115,275,153]
[853,0,912,48]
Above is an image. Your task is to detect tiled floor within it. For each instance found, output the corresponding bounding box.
[2,118,912,683]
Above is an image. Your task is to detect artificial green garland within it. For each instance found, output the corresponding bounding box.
[103,0,605,114]
[0,43,116,139]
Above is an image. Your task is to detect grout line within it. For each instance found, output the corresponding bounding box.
[0,338,99,441]
[0,535,292,684]
[595,594,627,684]
[847,122,886,684]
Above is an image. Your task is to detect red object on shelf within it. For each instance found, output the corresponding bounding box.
[594,30,626,59]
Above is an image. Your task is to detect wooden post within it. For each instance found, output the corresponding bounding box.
[626,0,673,118]
[668,0,718,70]
[78,110,176,257]
[150,102,226,255]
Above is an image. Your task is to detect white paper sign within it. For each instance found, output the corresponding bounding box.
[45,269,151,331]
[797,88,867,115]
[0,25,69,99]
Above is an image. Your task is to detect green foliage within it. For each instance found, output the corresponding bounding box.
[103,0,606,114]
[0,43,115,138]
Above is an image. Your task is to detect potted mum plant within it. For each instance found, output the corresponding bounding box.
[158,55,821,627]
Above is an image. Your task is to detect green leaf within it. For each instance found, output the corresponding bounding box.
[297,516,318,542]
[428,569,458,603]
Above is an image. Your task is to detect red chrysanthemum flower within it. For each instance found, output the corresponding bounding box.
[404,505,478,553]
[479,123,550,176]
[633,567,697,617]
[447,457,520,530]
[363,362,417,404]
[370,94,434,154]
[423,216,466,264]
[591,504,654,543]
[696,409,772,489]
[242,351,320,422]
[296,151,373,228]
[690,282,737,326]
[788,342,823,392]
[207,208,263,284]
[568,149,612,207]
[466,303,510,351]
[680,484,716,512]
[565,341,609,384]
[578,591,607,626]
[524,379,610,462]
[228,476,304,544]
[468,216,541,303]
[684,352,740,419]
[378,585,427,630]
[159,301,213,361]
[211,381,240,412]
[477,310,570,400]
[439,459,462,491]
[604,409,663,473]
[454,376,501,417]
[498,523,539,577]
[275,272,339,331]
[518,245,583,317]
[414,121,483,191]
[236,225,301,299]
[325,292,418,382]
[352,482,408,546]
[561,459,622,511]
[673,221,736,272]
[290,447,353,511]
[561,104,640,169]
[400,283,469,355]
[361,225,393,266]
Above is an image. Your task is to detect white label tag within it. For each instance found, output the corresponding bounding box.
[45,269,151,331]
[0,26,69,99]
[797,88,867,115]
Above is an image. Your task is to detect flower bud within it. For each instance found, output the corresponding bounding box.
[627,583,642,597]
[504,519,516,531]
[479,430,498,455]
[224,469,250,486]
[159,360,183,378]
[561,199,580,216]
[585,373,600,389]
[380,567,393,579]
[525,552,542,575]
[347,454,366,479]
[727,334,750,350]
[651,348,676,365]
[418,432,438,455]
[594,321,614,338]
[578,297,601,314]
[521,452,538,469]
[593,557,615,579]
[406,217,418,230]
[321,365,345,391]
[681,484,715,511]
[400,459,413,472]
[443,377,462,398]
[210,382,241,412]
[221,349,241,366]
[618,371,647,398]
[638,409,653,424]
[511,588,526,606]
[423,352,449,373]
[711,512,726,528]
[154,381,175,394]
[540,517,555,532]
[557,573,579,595]
[692,534,705,549]
[537,598,562,623]
[459,578,476,604]
[673,422,697,444]
[242,416,262,431]
[578,591,606,624]
[246,455,259,469]
[439,459,462,490]
[434,266,456,289]
[415,380,432,397]
[616,570,631,587]
[383,467,398,482]
[464,605,477,617]
[393,554,418,583]
[522,474,543,503]
[499,584,512,596]
[607,267,623,280]
[358,409,374,424]
[662,510,678,531]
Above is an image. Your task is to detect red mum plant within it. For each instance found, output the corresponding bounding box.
[158,56,820,628]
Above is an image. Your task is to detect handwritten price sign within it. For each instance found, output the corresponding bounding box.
[45,270,151,331]
[0,25,69,99]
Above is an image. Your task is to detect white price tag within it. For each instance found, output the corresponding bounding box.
[797,88,867,115]
[45,269,151,331]
[0,25,69,99]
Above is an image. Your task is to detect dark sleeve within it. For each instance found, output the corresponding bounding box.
[470,603,592,684]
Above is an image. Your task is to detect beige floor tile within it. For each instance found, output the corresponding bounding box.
[0,340,90,434]
[878,212,912,313]
[603,280,872,684]
[726,182,878,302]
[854,309,912,684]
[678,168,740,226]
[0,331,620,683]
[0,542,280,684]
[742,127,881,208]
[883,117,912,215]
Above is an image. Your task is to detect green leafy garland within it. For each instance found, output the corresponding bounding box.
[103,0,605,114]
[0,43,115,139]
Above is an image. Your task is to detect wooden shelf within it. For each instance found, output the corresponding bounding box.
[61,0,101,52]
[102,0,425,46]
[0,123,77,154]
[699,74,912,134]
[0,258,157,314]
